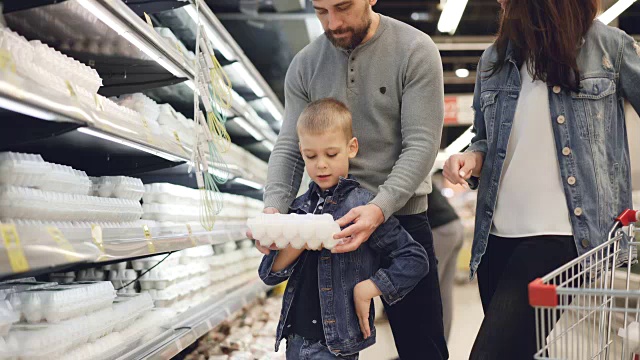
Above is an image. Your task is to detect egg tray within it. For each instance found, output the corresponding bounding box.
[0,185,143,222]
[90,176,145,201]
[7,281,116,324]
[247,214,342,250]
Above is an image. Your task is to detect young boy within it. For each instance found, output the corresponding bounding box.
[257,98,429,359]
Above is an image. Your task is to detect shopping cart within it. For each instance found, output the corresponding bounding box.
[528,209,640,360]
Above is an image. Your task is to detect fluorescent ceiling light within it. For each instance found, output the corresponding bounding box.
[77,127,185,162]
[437,0,468,35]
[260,98,283,122]
[455,68,470,78]
[598,0,637,25]
[234,177,264,190]
[228,63,266,97]
[184,5,236,61]
[207,166,232,180]
[232,117,265,141]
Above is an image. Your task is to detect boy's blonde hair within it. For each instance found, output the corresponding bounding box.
[297,98,353,139]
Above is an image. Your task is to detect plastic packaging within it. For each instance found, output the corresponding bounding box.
[0,152,49,188]
[0,185,143,222]
[0,280,57,301]
[8,281,116,323]
[39,164,92,195]
[92,176,144,200]
[0,300,19,336]
[112,292,154,331]
[247,213,342,250]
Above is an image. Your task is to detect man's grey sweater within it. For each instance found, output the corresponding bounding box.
[264,15,444,220]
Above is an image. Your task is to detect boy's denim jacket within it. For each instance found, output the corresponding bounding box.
[467,20,640,278]
[258,176,429,356]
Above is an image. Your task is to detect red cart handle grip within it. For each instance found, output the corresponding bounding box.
[616,209,639,227]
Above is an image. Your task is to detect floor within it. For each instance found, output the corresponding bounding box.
[361,281,484,360]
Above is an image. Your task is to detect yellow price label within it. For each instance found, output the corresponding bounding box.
[1,223,29,273]
[0,50,16,73]
[173,131,181,144]
[143,225,156,253]
[91,224,105,253]
[46,227,76,261]
[143,12,153,27]
[186,224,196,246]
[65,80,77,98]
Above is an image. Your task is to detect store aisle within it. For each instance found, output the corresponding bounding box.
[361,281,484,360]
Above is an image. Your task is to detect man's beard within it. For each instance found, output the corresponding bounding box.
[324,15,372,50]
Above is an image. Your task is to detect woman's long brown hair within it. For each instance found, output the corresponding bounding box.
[490,0,600,91]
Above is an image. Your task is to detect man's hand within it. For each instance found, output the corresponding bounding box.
[443,152,484,188]
[332,204,384,253]
[248,207,280,255]
[354,280,382,339]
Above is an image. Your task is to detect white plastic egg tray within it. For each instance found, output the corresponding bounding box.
[0,152,91,195]
[0,185,143,222]
[108,269,138,295]
[0,301,19,336]
[139,261,210,291]
[90,176,144,201]
[247,214,342,250]
[0,280,57,301]
[112,293,155,331]
[7,281,116,323]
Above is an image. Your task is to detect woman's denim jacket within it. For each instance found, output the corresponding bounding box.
[467,20,639,277]
[258,176,429,355]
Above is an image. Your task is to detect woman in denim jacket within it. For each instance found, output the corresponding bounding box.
[443,0,640,358]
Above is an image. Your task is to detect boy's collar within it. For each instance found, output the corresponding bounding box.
[308,175,359,196]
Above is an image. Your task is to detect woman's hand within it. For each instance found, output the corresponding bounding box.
[354,280,382,339]
[443,152,485,187]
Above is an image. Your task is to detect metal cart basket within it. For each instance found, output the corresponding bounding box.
[528,209,640,360]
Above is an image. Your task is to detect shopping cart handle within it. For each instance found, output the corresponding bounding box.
[616,209,639,227]
[528,278,558,307]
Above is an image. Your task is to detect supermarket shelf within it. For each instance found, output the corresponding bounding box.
[117,278,270,360]
[0,222,248,279]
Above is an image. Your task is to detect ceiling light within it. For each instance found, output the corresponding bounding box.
[437,0,468,35]
[234,177,264,190]
[455,68,470,78]
[597,0,637,25]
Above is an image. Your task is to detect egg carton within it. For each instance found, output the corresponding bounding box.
[0,301,19,336]
[48,272,76,284]
[143,183,200,205]
[112,292,154,331]
[0,152,49,188]
[76,268,107,282]
[0,280,57,301]
[131,253,180,271]
[111,93,160,122]
[247,214,341,250]
[142,203,201,222]
[108,269,138,295]
[0,186,143,222]
[91,176,144,201]
[29,40,102,93]
[39,163,92,195]
[7,281,115,323]
[179,245,214,264]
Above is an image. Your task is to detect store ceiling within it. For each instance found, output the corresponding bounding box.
[208,0,640,101]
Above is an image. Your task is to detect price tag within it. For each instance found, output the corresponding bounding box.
[186,224,197,246]
[143,225,156,253]
[93,94,104,111]
[46,226,76,261]
[0,50,16,73]
[91,224,105,253]
[143,12,153,27]
[1,223,29,273]
[65,80,77,98]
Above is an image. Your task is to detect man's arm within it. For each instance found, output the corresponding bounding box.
[369,35,444,220]
[263,56,309,213]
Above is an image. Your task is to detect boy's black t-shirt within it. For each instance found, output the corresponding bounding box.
[286,186,333,341]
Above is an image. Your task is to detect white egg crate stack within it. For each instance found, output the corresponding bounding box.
[2,292,154,360]
[247,213,342,250]
[143,183,258,222]
[0,152,143,223]
[0,301,19,336]
[7,281,116,323]
[90,176,145,201]
[0,29,102,103]
[221,143,268,185]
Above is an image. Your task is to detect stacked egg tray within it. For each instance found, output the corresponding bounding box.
[247,213,342,250]
[0,279,159,360]
[0,152,144,223]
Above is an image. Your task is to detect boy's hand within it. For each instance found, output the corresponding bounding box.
[249,207,280,255]
[353,280,382,339]
[332,204,384,253]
